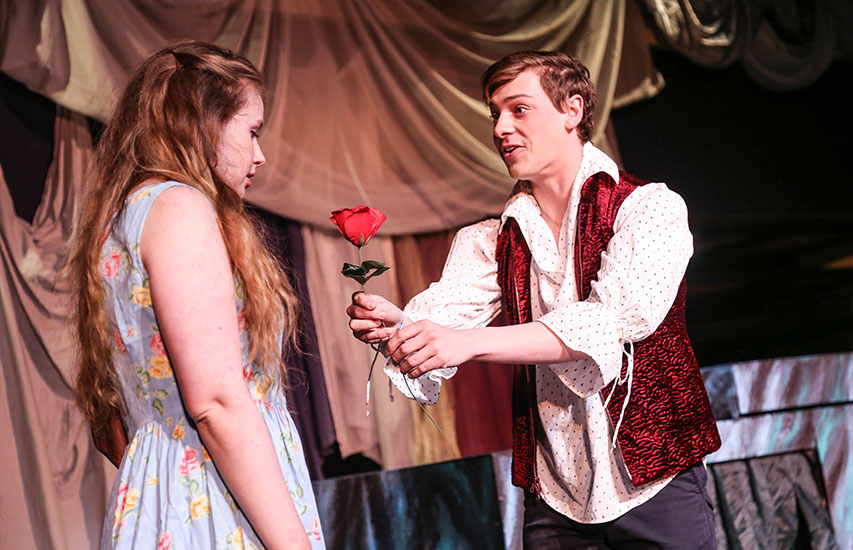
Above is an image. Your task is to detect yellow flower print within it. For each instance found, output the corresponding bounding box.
[251,375,272,400]
[131,285,152,307]
[148,355,173,379]
[232,526,244,546]
[172,419,184,440]
[124,489,140,512]
[202,446,211,462]
[129,189,151,204]
[189,495,210,520]
[113,482,129,531]
[145,477,159,486]
[127,436,139,463]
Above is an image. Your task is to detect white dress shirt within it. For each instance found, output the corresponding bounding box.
[385,143,694,522]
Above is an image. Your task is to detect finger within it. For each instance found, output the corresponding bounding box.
[408,355,444,379]
[395,335,434,370]
[394,320,425,341]
[399,347,435,375]
[351,291,376,309]
[365,327,397,344]
[347,303,383,321]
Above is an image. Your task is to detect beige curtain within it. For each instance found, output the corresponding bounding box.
[0,1,662,546]
[0,107,114,549]
[0,0,654,235]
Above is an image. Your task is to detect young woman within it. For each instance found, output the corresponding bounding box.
[67,40,324,549]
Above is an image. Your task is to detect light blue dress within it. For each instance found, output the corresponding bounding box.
[98,181,325,549]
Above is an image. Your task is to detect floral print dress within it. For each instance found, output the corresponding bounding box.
[99,182,324,549]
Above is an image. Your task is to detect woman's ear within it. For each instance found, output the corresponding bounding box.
[563,94,584,133]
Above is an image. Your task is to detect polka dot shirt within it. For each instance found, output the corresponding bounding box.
[391,143,692,522]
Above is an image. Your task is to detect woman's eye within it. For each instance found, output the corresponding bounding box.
[514,105,528,114]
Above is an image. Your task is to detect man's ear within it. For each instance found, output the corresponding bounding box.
[563,94,584,133]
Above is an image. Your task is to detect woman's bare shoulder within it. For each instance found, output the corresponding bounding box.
[140,185,222,263]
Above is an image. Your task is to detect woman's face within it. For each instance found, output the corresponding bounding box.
[215,90,265,198]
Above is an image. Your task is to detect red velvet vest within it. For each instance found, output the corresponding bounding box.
[496,171,721,490]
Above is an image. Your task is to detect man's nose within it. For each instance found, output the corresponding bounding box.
[493,112,512,138]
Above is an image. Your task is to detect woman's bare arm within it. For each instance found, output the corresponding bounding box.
[142,187,308,550]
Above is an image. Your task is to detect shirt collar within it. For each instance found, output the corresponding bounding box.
[501,141,619,226]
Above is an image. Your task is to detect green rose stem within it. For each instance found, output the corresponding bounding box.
[358,246,441,432]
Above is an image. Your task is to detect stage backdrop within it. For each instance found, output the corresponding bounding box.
[0,1,660,547]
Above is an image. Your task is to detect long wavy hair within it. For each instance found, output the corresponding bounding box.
[67,40,299,440]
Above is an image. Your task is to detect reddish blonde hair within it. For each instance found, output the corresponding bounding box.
[67,40,299,440]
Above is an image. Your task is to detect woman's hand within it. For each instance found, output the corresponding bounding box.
[346,292,402,345]
[385,320,472,378]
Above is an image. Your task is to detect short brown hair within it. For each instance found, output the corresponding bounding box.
[482,51,598,142]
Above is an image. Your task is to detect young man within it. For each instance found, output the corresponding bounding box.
[347,51,720,549]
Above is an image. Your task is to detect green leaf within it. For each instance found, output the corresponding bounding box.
[341,262,369,285]
[189,479,200,496]
[341,262,367,277]
[359,260,391,284]
[152,398,164,416]
[153,389,169,399]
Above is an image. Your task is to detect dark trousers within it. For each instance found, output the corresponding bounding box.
[523,462,716,549]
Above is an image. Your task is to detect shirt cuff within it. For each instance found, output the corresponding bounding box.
[536,303,624,396]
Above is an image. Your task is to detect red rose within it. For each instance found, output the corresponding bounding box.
[329,206,387,247]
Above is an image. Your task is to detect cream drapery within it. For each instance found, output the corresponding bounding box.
[0,1,663,547]
[0,0,655,234]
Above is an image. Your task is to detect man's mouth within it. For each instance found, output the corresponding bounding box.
[502,144,522,157]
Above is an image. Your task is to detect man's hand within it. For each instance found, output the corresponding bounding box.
[346,291,403,344]
[386,320,471,378]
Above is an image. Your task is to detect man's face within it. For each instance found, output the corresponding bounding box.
[488,69,575,183]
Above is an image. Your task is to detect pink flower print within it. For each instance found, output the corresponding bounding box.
[178,447,201,476]
[243,366,255,386]
[110,483,139,535]
[114,329,126,353]
[236,312,248,333]
[101,250,122,278]
[150,332,166,356]
[157,532,173,550]
[112,482,129,532]
[309,517,323,541]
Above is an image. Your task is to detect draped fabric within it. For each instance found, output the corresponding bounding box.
[0,0,657,234]
[0,1,667,547]
[639,0,851,91]
[0,107,111,549]
[253,209,339,479]
[301,226,419,469]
